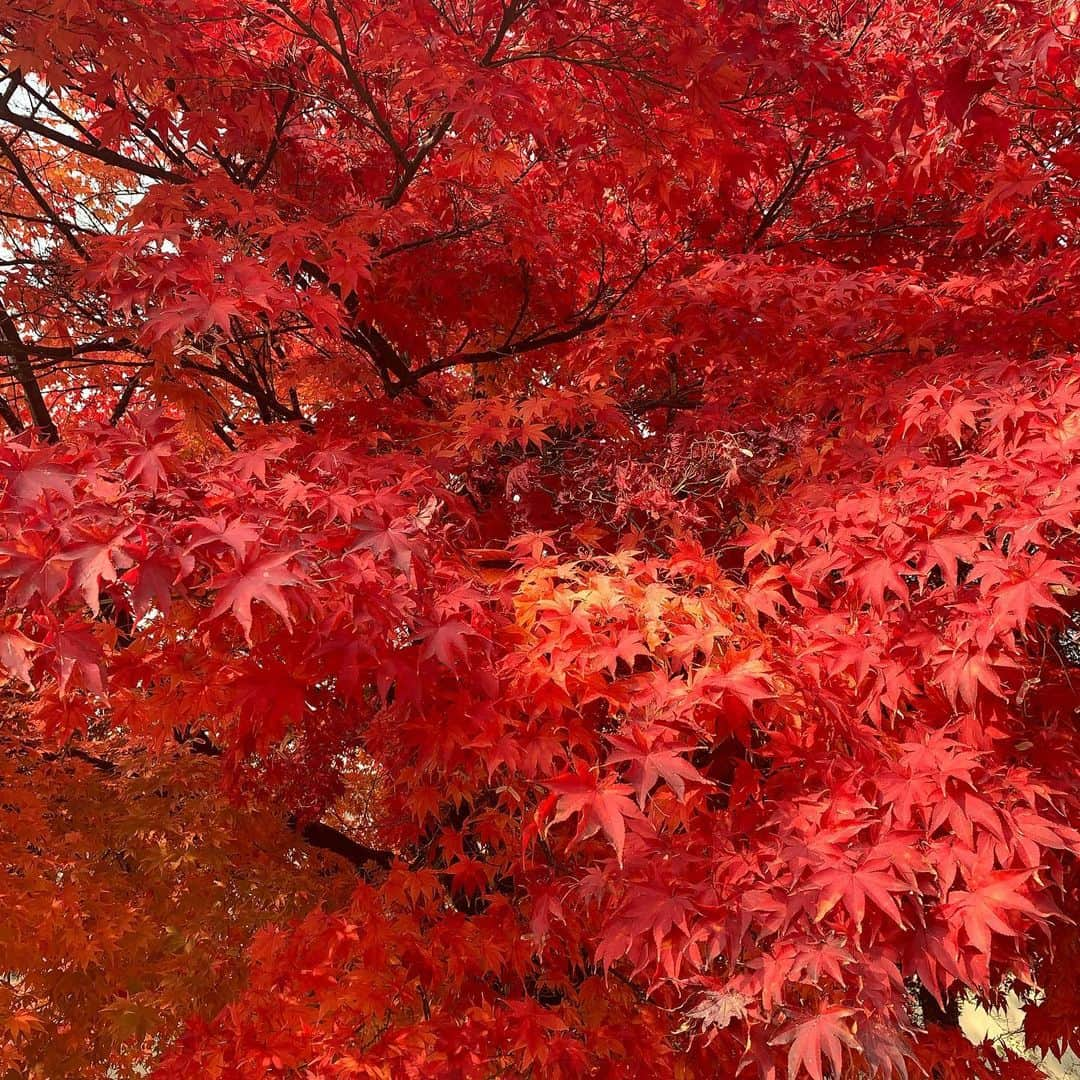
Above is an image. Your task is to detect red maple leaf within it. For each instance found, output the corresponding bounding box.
[69,533,135,615]
[771,1007,859,1080]
[418,619,475,668]
[0,623,36,686]
[811,860,908,930]
[943,871,1043,955]
[543,766,648,864]
[208,551,302,642]
[606,725,707,807]
[938,56,996,127]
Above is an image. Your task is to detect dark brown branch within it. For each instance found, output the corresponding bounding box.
[248,89,297,188]
[41,745,119,774]
[286,814,394,873]
[916,981,961,1029]
[0,338,133,359]
[380,112,454,208]
[40,735,393,876]
[0,130,89,258]
[109,366,148,425]
[375,217,491,259]
[264,0,407,164]
[747,144,815,249]
[0,308,59,442]
[845,0,886,55]
[490,50,681,92]
[404,239,675,385]
[0,393,24,435]
[210,420,237,449]
[373,0,525,207]
[0,67,100,146]
[0,101,189,184]
[323,0,409,164]
[406,311,608,384]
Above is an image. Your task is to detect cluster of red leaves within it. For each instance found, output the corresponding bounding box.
[0,728,355,1078]
[0,407,485,803]
[1,356,1078,1078]
[1,0,1080,1075]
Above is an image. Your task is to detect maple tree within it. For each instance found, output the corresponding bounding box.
[1,0,1079,1075]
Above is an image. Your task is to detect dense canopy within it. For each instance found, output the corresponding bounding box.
[1,0,1079,1076]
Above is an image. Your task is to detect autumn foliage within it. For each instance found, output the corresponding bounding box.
[1,0,1079,1076]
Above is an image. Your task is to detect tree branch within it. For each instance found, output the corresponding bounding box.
[0,130,89,258]
[0,101,189,184]
[41,735,394,876]
[0,307,59,442]
[287,815,395,873]
[0,392,24,435]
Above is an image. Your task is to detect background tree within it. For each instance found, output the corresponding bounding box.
[0,0,1079,1076]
